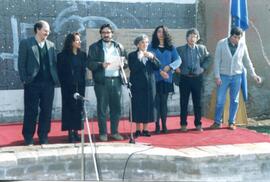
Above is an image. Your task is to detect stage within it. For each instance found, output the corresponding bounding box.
[1,116,270,181]
[1,116,270,148]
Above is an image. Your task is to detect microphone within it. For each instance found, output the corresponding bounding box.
[73,93,88,101]
[119,57,129,85]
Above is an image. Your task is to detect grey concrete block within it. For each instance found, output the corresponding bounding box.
[47,163,66,173]
[0,169,5,178]
[26,164,45,174]
[102,159,126,171]
[0,153,17,167]
[68,159,81,171]
[6,167,24,177]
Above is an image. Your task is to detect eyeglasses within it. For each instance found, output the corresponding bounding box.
[101,31,112,34]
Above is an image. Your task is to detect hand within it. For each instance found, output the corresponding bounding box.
[143,51,154,59]
[201,68,204,73]
[253,75,262,84]
[175,68,181,74]
[215,78,222,86]
[120,57,126,68]
[163,65,171,72]
[160,70,169,79]
[103,62,110,68]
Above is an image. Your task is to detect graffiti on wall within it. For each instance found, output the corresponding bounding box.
[0,1,145,73]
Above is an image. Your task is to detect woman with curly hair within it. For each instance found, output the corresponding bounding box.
[57,32,86,143]
[148,25,182,134]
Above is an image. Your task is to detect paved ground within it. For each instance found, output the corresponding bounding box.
[246,118,270,134]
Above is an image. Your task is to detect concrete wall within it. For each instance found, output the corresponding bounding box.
[202,0,270,118]
[0,0,196,122]
[1,143,270,181]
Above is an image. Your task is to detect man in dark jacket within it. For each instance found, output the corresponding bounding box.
[87,24,127,142]
[176,28,211,132]
[18,20,58,145]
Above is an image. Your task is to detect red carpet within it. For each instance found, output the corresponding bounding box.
[1,116,270,149]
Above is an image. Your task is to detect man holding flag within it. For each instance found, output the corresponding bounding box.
[211,0,262,130]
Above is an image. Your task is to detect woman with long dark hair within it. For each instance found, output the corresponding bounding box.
[148,25,181,133]
[57,32,86,143]
[128,34,160,137]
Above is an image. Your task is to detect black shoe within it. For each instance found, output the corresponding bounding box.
[24,138,34,146]
[39,137,48,145]
[68,130,75,143]
[155,123,160,134]
[142,130,151,137]
[161,120,167,133]
[162,125,168,133]
[134,130,141,138]
[73,130,81,142]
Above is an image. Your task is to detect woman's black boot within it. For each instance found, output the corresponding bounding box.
[155,122,160,134]
[142,130,151,137]
[73,130,81,142]
[68,130,75,143]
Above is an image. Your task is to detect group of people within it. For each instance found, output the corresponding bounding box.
[18,20,261,146]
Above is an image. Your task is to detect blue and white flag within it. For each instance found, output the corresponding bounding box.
[231,0,249,30]
[231,0,249,102]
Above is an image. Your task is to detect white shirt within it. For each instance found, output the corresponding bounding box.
[103,41,121,77]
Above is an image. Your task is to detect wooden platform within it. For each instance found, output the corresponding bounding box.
[207,89,248,126]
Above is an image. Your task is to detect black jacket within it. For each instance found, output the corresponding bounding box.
[87,39,127,84]
[18,37,58,84]
[57,50,86,131]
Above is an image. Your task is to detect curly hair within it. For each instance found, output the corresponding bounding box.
[151,25,173,50]
[62,32,80,52]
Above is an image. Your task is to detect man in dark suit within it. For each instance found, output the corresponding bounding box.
[176,28,211,132]
[18,20,58,145]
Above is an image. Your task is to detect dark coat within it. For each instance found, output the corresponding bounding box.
[87,39,127,84]
[128,50,160,123]
[18,37,58,84]
[57,50,86,131]
[176,44,211,75]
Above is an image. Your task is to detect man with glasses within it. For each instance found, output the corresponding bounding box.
[87,24,127,141]
[18,20,58,145]
[176,28,211,132]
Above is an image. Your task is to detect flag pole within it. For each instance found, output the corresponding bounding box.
[228,0,232,36]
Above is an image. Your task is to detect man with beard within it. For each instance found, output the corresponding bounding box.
[87,24,127,142]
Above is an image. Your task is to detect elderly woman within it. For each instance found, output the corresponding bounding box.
[128,34,161,137]
[57,32,86,143]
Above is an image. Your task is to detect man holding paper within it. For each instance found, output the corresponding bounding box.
[87,24,127,142]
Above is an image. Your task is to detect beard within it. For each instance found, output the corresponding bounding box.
[102,37,111,42]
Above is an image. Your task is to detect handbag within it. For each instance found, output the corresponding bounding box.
[173,72,181,86]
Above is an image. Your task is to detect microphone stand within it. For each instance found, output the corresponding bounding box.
[80,100,100,181]
[127,83,135,144]
[120,63,135,144]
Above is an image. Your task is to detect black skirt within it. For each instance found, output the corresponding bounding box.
[156,80,174,94]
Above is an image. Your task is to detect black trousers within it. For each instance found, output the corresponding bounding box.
[180,75,203,127]
[155,92,169,125]
[22,81,54,140]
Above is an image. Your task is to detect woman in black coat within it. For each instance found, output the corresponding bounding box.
[57,32,86,143]
[128,34,160,137]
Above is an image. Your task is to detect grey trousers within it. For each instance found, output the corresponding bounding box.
[94,77,122,135]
